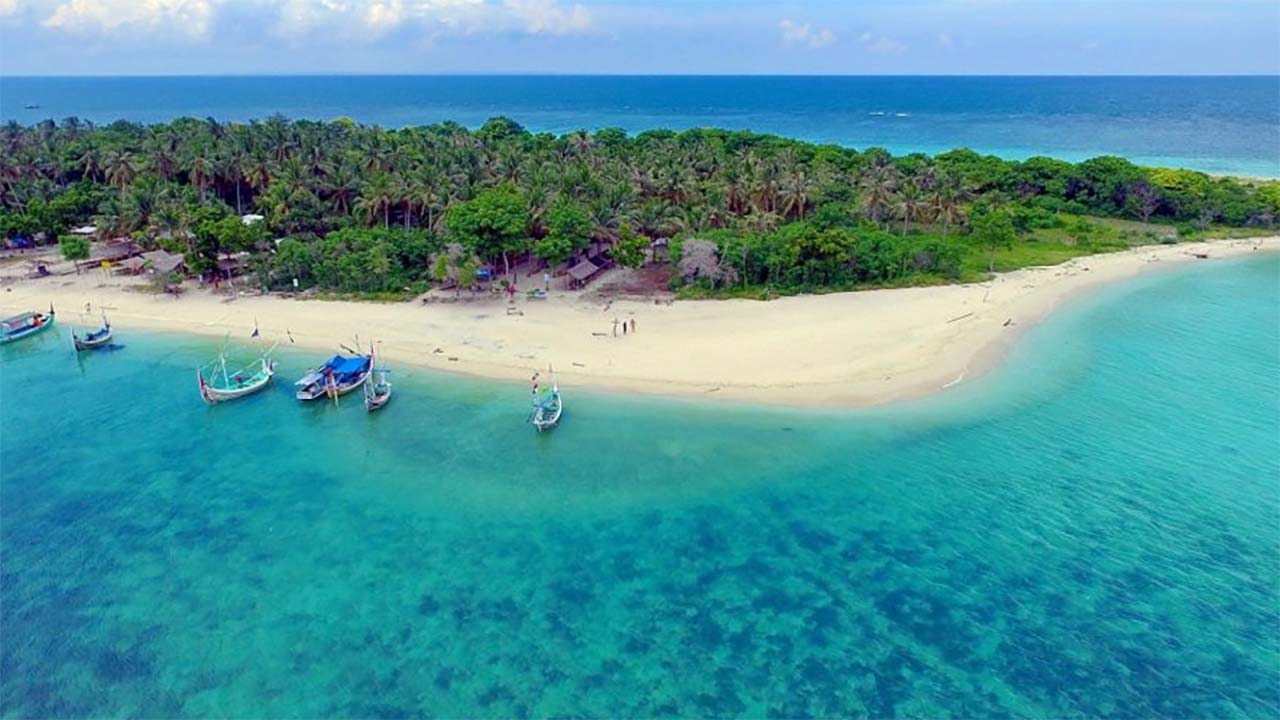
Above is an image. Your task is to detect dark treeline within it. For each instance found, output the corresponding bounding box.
[2,116,1276,295]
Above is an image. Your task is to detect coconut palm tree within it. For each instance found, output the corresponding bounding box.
[187,154,213,202]
[780,170,817,221]
[104,150,138,197]
[859,163,898,229]
[323,160,360,217]
[78,147,103,182]
[894,180,930,236]
[628,200,683,240]
[932,175,969,238]
[409,175,443,232]
[355,173,395,229]
[222,150,247,215]
[245,151,272,194]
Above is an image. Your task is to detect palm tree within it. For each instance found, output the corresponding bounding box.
[409,175,443,232]
[187,154,212,202]
[742,207,781,234]
[323,160,359,216]
[393,174,414,230]
[894,180,929,236]
[780,170,817,221]
[932,176,968,238]
[355,173,394,229]
[222,150,247,215]
[246,151,272,194]
[78,147,103,182]
[859,164,898,229]
[104,150,138,197]
[628,200,683,240]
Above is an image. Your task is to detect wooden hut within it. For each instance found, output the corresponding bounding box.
[142,250,187,276]
[77,239,141,272]
[566,258,604,289]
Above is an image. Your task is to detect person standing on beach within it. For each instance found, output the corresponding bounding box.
[623,320,628,336]
[612,318,619,336]
[630,318,637,334]
[543,270,551,292]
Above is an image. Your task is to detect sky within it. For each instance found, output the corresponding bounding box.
[0,0,1277,76]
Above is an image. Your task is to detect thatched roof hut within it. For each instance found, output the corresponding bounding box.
[566,258,604,288]
[142,249,187,275]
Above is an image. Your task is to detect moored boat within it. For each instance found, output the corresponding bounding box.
[364,349,392,412]
[530,371,562,432]
[1,306,55,345]
[72,313,113,351]
[296,352,372,401]
[197,346,278,403]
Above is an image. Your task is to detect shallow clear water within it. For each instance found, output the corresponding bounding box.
[2,75,1278,176]
[2,255,1279,717]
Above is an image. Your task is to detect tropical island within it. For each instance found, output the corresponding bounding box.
[1,116,1277,405]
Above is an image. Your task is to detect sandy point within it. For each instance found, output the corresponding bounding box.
[3,237,1277,408]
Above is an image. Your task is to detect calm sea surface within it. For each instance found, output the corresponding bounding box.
[2,75,1278,176]
[2,254,1278,716]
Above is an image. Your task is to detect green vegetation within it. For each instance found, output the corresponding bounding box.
[1,116,1275,299]
[58,234,89,262]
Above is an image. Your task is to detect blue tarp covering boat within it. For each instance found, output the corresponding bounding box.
[295,352,372,401]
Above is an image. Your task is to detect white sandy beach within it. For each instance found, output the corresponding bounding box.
[3,237,1276,407]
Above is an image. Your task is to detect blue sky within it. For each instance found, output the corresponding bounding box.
[0,0,1276,75]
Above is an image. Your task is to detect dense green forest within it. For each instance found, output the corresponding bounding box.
[2,116,1276,297]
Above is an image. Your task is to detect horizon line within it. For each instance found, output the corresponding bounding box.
[3,72,1278,80]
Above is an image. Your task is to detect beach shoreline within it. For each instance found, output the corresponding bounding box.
[3,237,1276,408]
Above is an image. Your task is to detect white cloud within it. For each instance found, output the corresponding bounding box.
[503,0,590,35]
[0,0,21,16]
[273,0,349,37]
[364,0,404,32]
[267,0,587,40]
[780,18,834,49]
[859,31,905,54]
[41,0,216,37]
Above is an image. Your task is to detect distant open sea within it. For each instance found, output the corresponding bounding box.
[2,75,1278,176]
[2,250,1278,716]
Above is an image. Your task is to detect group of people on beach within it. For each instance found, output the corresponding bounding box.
[612,317,637,337]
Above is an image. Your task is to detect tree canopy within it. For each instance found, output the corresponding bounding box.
[0,115,1274,297]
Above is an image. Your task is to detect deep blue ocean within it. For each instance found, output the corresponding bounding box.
[2,75,1278,176]
[2,254,1278,717]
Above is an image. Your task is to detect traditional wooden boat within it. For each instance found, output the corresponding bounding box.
[197,346,277,403]
[364,351,392,412]
[295,352,372,401]
[72,313,112,351]
[1,306,55,345]
[530,372,562,432]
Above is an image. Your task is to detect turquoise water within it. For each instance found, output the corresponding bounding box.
[2,75,1278,176]
[2,255,1279,717]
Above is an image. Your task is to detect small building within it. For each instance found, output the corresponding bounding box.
[241,214,264,226]
[566,258,604,289]
[70,225,97,236]
[215,252,252,279]
[78,239,141,272]
[142,249,187,276]
[118,257,148,275]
